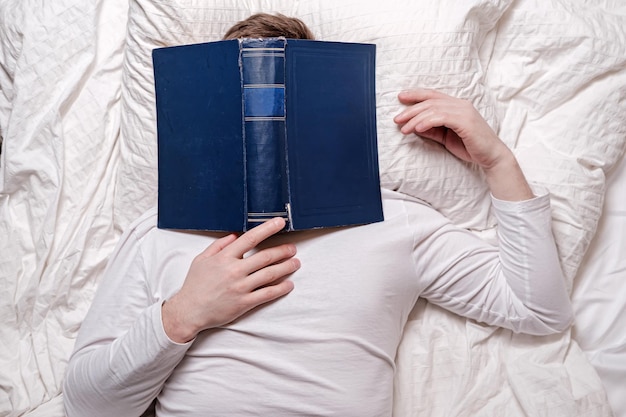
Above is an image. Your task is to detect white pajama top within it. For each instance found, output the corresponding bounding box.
[64,189,572,417]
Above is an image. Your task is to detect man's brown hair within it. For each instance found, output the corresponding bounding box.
[223,13,315,40]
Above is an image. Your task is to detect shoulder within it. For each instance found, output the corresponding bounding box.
[380,188,446,223]
[121,206,225,257]
[124,206,159,240]
[381,187,429,205]
[118,206,180,252]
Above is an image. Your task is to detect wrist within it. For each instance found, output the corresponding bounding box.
[483,151,534,201]
[161,296,199,344]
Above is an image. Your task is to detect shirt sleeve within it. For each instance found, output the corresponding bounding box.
[63,224,192,417]
[416,192,573,335]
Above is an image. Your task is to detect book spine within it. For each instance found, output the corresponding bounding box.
[240,39,289,228]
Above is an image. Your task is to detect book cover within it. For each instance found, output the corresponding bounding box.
[153,37,383,232]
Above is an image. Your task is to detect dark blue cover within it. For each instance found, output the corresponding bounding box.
[153,38,383,232]
[284,40,381,230]
[153,40,245,231]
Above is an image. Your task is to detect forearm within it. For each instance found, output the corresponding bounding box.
[420,193,572,335]
[490,193,573,333]
[64,303,190,417]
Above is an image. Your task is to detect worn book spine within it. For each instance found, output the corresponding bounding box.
[241,38,289,228]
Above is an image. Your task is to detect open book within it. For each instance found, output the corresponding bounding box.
[153,38,383,231]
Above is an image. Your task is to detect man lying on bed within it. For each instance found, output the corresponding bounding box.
[63,13,573,417]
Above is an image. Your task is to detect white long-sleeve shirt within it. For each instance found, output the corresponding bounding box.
[63,189,572,417]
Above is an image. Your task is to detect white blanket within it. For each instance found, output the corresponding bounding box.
[0,0,624,416]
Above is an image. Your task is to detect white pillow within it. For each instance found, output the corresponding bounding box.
[114,0,511,232]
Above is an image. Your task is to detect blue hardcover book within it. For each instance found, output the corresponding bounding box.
[153,38,383,231]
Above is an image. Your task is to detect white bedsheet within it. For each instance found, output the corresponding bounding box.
[573,153,626,417]
[0,1,624,416]
[0,1,128,415]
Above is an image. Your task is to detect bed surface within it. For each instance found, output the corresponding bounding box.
[0,1,624,416]
[573,154,626,417]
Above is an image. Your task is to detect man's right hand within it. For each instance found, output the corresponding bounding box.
[162,217,300,343]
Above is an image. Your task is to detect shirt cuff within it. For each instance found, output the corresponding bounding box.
[152,301,195,349]
[490,186,550,214]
